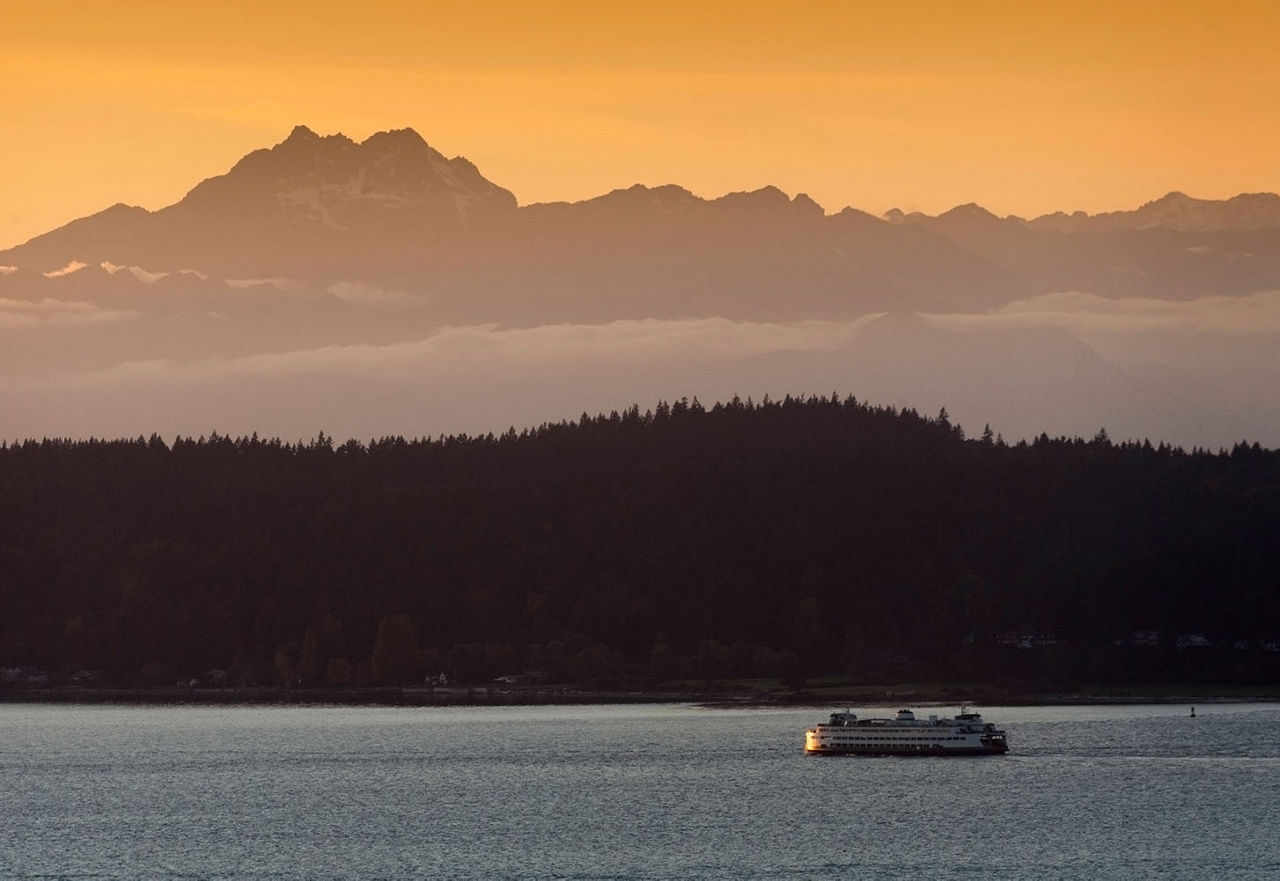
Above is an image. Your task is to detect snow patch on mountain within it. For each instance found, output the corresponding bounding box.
[43,261,87,278]
[101,261,208,285]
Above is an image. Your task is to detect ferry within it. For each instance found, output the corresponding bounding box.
[804,708,1009,756]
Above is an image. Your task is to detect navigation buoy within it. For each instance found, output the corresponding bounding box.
[1190,706,1196,718]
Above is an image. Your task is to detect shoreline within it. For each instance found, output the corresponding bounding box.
[4,684,1278,707]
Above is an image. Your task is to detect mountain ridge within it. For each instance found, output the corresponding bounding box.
[7,126,1279,256]
[883,191,1280,233]
[2,126,1279,313]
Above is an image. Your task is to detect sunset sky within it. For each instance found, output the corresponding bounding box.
[3,0,1277,249]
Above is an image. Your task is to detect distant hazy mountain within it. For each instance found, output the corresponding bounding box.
[4,126,517,281]
[1025,191,1280,233]
[0,125,1027,320]
[7,126,1279,316]
[884,192,1280,299]
[2,126,1278,447]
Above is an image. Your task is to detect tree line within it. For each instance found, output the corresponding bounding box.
[2,394,1278,691]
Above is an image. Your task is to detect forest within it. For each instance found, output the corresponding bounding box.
[2,395,1278,692]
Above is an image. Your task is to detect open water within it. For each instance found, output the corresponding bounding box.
[1,702,1277,879]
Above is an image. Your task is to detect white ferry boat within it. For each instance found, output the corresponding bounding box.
[804,708,1009,756]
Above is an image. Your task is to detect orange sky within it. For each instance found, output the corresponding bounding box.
[3,0,1277,249]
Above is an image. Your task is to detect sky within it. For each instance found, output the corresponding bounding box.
[4,0,1278,250]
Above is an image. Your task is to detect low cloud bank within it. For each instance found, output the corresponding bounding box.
[929,289,1280,338]
[0,297,136,330]
[1,295,1277,449]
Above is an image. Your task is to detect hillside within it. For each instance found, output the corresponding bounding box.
[3,396,1277,692]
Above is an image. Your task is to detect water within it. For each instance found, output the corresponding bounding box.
[1,702,1278,879]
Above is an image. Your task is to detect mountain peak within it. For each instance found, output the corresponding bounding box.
[361,127,428,149]
[1121,190,1280,231]
[941,202,998,220]
[1134,191,1198,215]
[168,126,516,234]
[792,192,825,217]
[286,124,320,143]
[713,185,794,212]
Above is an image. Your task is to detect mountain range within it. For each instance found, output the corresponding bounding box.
[1,126,1278,448]
[7,125,1279,317]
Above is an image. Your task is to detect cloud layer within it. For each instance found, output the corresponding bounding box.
[0,296,135,330]
[929,290,1280,338]
[2,294,1277,449]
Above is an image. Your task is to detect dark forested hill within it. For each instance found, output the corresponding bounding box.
[2,396,1278,691]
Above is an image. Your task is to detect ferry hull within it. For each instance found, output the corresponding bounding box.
[805,743,1008,757]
